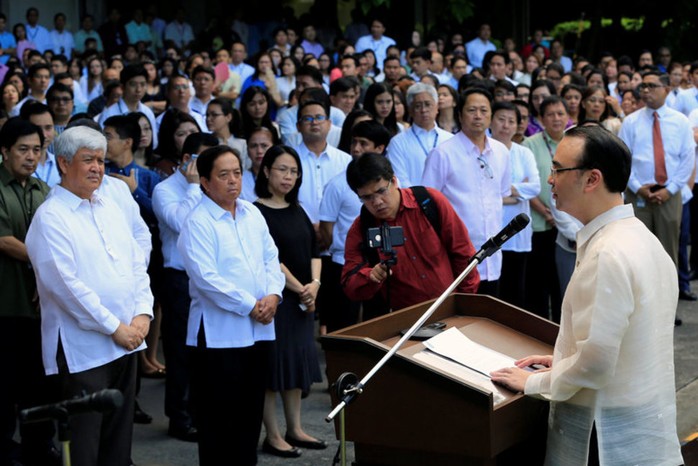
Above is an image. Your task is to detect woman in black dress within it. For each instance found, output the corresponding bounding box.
[253,145,326,458]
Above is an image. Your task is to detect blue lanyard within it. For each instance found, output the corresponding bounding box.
[412,126,438,157]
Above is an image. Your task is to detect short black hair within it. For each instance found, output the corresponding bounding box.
[410,47,431,62]
[492,101,522,124]
[120,64,148,85]
[340,54,360,68]
[197,145,242,187]
[0,117,44,150]
[51,54,68,67]
[104,114,141,152]
[457,87,493,117]
[351,120,391,152]
[27,63,50,79]
[47,82,73,100]
[296,65,323,84]
[19,101,53,121]
[330,77,357,96]
[539,95,568,117]
[564,125,631,193]
[298,89,330,116]
[182,132,218,156]
[192,65,215,81]
[254,145,303,203]
[346,153,394,193]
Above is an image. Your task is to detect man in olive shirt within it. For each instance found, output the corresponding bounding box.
[0,118,58,466]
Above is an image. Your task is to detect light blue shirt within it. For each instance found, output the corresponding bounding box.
[32,151,61,187]
[318,171,362,264]
[152,169,202,271]
[673,87,698,117]
[50,29,74,59]
[619,104,695,195]
[125,21,152,46]
[386,124,453,187]
[177,195,284,348]
[0,31,16,65]
[354,34,396,71]
[74,29,103,53]
[25,24,52,53]
[294,141,351,224]
[466,37,496,69]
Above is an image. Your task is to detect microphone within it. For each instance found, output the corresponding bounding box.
[473,213,530,263]
[20,389,123,423]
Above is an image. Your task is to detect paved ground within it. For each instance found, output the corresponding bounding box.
[131,298,698,466]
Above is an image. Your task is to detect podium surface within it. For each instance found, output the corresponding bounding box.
[321,293,558,466]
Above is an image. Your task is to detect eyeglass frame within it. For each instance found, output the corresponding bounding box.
[358,179,393,204]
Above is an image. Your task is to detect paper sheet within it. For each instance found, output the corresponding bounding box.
[423,327,516,378]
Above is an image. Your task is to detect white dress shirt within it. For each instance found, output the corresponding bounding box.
[422,132,511,281]
[318,171,362,264]
[26,185,153,375]
[154,108,207,138]
[386,124,453,187]
[177,196,284,348]
[97,175,152,261]
[502,142,540,252]
[673,87,698,117]
[50,29,75,59]
[228,62,255,86]
[188,95,212,118]
[283,124,342,149]
[99,98,159,149]
[79,76,103,103]
[619,104,695,195]
[525,204,683,466]
[152,169,202,271]
[294,141,351,224]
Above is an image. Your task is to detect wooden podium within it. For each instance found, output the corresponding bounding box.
[321,293,559,466]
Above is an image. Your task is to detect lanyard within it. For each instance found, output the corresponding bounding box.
[412,126,438,157]
[543,132,555,160]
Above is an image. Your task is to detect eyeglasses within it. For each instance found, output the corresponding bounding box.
[358,180,392,204]
[638,82,664,90]
[299,114,328,124]
[412,101,434,111]
[270,165,300,178]
[206,112,224,118]
[550,165,587,176]
[477,156,494,179]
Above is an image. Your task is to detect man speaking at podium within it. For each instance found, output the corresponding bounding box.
[341,154,480,315]
[491,126,683,465]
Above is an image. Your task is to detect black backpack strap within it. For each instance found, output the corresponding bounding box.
[410,186,441,236]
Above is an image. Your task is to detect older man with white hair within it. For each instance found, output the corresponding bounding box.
[26,126,154,466]
[386,82,454,187]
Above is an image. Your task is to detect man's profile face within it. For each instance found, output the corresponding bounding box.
[410,57,429,76]
[295,75,318,94]
[356,176,400,220]
[350,137,382,158]
[58,148,105,200]
[341,59,357,77]
[549,136,586,217]
[28,112,55,149]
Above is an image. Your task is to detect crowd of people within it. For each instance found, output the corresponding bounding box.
[0,4,692,465]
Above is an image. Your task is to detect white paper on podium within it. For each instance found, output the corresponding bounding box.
[423,327,516,378]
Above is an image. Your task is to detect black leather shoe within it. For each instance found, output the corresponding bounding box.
[285,434,328,450]
[168,425,198,442]
[679,290,698,301]
[134,405,152,424]
[262,439,302,458]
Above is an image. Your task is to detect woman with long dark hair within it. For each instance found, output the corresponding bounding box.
[363,82,399,136]
[436,84,460,134]
[525,79,556,136]
[240,86,280,141]
[240,51,283,107]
